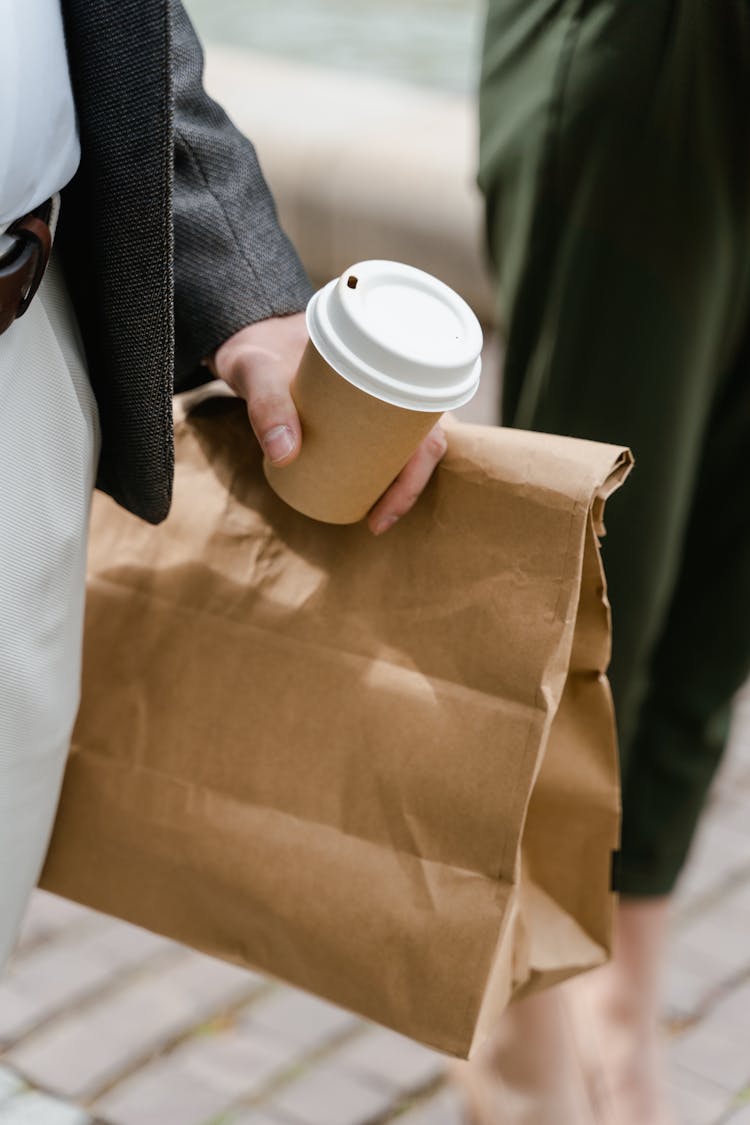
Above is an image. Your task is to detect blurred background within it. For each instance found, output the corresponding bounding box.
[185,0,484,92]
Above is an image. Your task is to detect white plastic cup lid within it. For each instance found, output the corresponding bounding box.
[306,260,483,411]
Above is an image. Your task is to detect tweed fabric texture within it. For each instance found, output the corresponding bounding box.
[172,8,312,382]
[58,0,312,523]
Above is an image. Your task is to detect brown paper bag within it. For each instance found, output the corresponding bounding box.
[40,385,632,1058]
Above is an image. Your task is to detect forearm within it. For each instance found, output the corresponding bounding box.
[170,0,312,390]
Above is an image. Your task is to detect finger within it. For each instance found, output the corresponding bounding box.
[241,364,302,466]
[368,423,448,535]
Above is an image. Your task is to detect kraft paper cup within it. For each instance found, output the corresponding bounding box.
[264,260,483,524]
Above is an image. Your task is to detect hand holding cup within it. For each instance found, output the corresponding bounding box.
[262,260,483,527]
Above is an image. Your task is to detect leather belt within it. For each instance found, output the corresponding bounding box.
[0,199,53,338]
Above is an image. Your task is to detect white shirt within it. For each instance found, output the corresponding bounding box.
[0,0,80,247]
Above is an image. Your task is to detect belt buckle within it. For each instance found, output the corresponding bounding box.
[0,207,53,336]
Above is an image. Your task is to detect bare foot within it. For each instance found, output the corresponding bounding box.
[561,897,678,1125]
[450,989,598,1125]
[450,899,679,1124]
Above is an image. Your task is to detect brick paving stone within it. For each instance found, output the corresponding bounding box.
[396,1087,466,1125]
[266,1061,397,1125]
[0,1069,25,1103]
[670,885,750,991]
[662,956,718,1026]
[709,764,750,811]
[666,1064,734,1125]
[333,1027,444,1094]
[12,896,96,955]
[662,940,735,1020]
[0,920,177,1045]
[95,1066,222,1125]
[716,799,750,843]
[725,1102,750,1124]
[80,919,179,968]
[705,982,750,1037]
[239,990,360,1054]
[6,952,264,1101]
[670,1016,750,1093]
[674,818,750,911]
[92,1022,292,1125]
[0,1092,91,1125]
[223,1115,288,1125]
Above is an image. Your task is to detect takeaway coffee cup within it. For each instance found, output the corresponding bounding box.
[263,260,483,524]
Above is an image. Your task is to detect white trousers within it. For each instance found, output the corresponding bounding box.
[0,249,100,970]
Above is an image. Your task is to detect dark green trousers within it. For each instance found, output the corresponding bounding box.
[479,0,750,894]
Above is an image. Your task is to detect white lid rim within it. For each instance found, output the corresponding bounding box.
[306,282,482,412]
[307,301,481,411]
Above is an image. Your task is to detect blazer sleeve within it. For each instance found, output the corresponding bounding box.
[171,0,313,389]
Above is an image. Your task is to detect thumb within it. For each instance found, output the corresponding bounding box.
[232,358,303,467]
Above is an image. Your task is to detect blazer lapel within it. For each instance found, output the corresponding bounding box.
[59,0,174,522]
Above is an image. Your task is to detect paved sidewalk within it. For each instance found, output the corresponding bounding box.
[0,690,748,1125]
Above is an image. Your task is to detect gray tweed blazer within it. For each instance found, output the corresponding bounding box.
[58,0,312,523]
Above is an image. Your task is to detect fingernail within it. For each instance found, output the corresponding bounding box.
[264,425,296,463]
[373,514,399,535]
